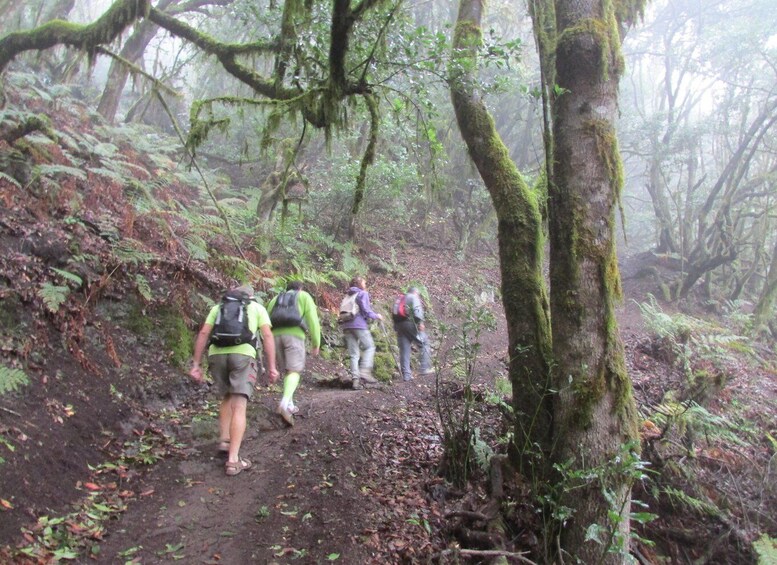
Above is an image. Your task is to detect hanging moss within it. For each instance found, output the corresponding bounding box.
[614,0,648,28]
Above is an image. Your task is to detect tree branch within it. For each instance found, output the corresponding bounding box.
[0,0,151,72]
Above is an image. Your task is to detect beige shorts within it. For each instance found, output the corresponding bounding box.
[208,353,257,398]
[274,334,306,373]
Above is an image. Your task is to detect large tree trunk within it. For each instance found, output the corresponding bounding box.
[96,19,162,123]
[451,0,553,474]
[753,234,777,335]
[548,1,639,562]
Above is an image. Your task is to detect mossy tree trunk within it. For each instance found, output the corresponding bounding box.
[753,235,777,335]
[450,0,554,475]
[548,1,640,562]
[96,0,175,123]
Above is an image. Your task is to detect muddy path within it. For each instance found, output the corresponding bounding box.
[93,370,444,564]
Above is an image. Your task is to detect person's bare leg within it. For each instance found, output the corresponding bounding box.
[219,395,232,444]
[227,395,248,463]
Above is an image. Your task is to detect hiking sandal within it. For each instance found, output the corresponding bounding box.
[217,439,230,454]
[225,458,252,476]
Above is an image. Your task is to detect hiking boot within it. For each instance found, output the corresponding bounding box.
[419,368,434,376]
[359,370,378,384]
[352,378,364,390]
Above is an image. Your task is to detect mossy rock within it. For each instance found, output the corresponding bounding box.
[158,307,193,369]
[374,350,398,382]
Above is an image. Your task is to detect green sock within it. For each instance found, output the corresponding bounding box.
[281,372,300,406]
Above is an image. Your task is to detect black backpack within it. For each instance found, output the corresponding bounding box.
[210,290,257,348]
[270,290,304,328]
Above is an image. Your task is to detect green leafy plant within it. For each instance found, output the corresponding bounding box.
[0,365,30,395]
[547,442,656,562]
[0,433,15,466]
[50,267,83,287]
[38,283,70,313]
[435,291,497,486]
[134,274,152,302]
[112,239,159,266]
[753,534,777,564]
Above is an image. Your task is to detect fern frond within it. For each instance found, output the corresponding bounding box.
[50,267,83,288]
[29,85,53,102]
[25,133,56,146]
[134,274,152,302]
[38,283,70,313]
[183,234,210,261]
[0,365,30,395]
[91,142,119,159]
[662,486,719,517]
[87,167,127,184]
[0,172,21,188]
[753,534,777,563]
[36,164,87,180]
[113,240,158,266]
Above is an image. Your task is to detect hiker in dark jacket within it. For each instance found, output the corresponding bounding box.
[339,276,383,390]
[393,286,433,381]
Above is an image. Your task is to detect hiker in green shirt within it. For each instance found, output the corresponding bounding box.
[190,285,278,476]
[267,280,321,426]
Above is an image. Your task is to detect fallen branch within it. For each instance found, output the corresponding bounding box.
[0,405,22,417]
[435,548,536,564]
[444,510,491,522]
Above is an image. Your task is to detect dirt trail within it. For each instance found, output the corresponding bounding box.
[94,372,441,564]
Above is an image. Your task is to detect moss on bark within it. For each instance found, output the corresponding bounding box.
[452,0,553,475]
[0,0,150,71]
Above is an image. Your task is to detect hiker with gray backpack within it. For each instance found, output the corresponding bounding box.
[337,276,383,390]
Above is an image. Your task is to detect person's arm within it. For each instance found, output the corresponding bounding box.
[359,291,382,321]
[410,294,425,331]
[260,324,279,383]
[303,292,321,355]
[190,323,212,383]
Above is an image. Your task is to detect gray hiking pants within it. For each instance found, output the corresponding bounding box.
[395,322,431,381]
[343,328,375,380]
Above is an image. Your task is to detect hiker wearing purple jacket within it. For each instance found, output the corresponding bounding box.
[339,276,383,390]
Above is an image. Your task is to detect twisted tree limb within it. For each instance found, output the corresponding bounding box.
[0,0,150,72]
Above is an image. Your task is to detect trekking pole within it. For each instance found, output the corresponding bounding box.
[379,321,402,379]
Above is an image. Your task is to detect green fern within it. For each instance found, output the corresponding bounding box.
[113,240,158,266]
[0,365,30,395]
[0,172,21,188]
[753,534,777,564]
[134,274,152,302]
[35,164,87,181]
[662,486,720,518]
[86,166,127,184]
[38,283,70,313]
[183,234,210,261]
[91,142,119,159]
[651,400,749,447]
[50,267,83,288]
